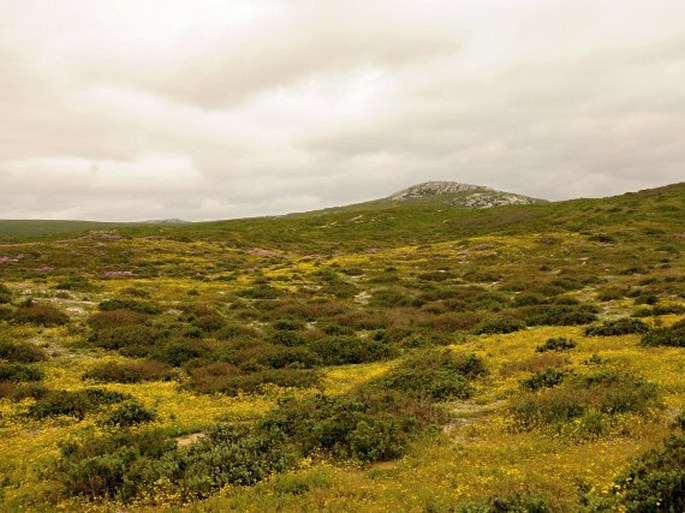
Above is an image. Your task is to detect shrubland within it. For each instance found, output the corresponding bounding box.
[0,183,683,511]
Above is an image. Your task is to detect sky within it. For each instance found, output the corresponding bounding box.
[1,0,684,221]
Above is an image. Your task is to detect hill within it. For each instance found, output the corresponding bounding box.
[0,182,683,512]
[381,180,545,208]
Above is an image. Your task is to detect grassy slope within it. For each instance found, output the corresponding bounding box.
[0,182,683,512]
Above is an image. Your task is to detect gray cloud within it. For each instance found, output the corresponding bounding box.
[0,0,683,221]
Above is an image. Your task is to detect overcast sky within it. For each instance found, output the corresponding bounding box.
[1,0,684,221]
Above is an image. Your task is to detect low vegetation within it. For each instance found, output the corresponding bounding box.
[0,182,683,511]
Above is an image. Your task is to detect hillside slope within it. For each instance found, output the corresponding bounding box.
[0,181,683,512]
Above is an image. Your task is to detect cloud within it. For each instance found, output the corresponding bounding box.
[0,0,683,220]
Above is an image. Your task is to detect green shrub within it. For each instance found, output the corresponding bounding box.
[238,285,281,299]
[523,304,598,327]
[596,286,628,302]
[616,434,685,512]
[511,371,658,432]
[521,368,566,391]
[215,322,259,340]
[83,360,173,384]
[99,298,161,315]
[375,349,486,401]
[463,271,501,283]
[55,429,177,501]
[474,315,525,335]
[176,425,296,496]
[0,382,48,401]
[585,318,650,336]
[512,293,545,307]
[55,426,294,502]
[187,363,320,395]
[307,336,397,365]
[0,305,12,321]
[0,363,44,382]
[260,390,431,463]
[27,388,130,419]
[370,288,423,308]
[53,274,101,292]
[633,304,685,317]
[0,339,48,362]
[262,346,322,369]
[456,492,552,513]
[0,283,12,304]
[633,293,659,305]
[269,330,309,347]
[272,319,306,331]
[535,337,576,352]
[152,340,208,367]
[640,319,685,347]
[87,309,150,329]
[12,304,69,326]
[101,401,156,427]
[88,323,171,356]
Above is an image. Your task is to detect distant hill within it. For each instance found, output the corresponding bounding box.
[386,181,546,208]
[1,182,682,247]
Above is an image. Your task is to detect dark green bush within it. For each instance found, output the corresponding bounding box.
[375,349,486,401]
[260,390,432,463]
[12,304,69,326]
[262,346,322,369]
[616,434,685,512]
[152,340,208,367]
[88,323,172,357]
[83,360,173,384]
[176,425,296,496]
[187,363,320,395]
[457,492,552,513]
[99,298,161,315]
[633,293,659,306]
[585,318,650,336]
[523,304,598,327]
[0,305,12,321]
[87,309,150,329]
[633,304,685,317]
[55,429,177,501]
[535,337,576,352]
[215,322,260,341]
[269,329,309,347]
[474,315,525,335]
[238,285,281,299]
[0,382,48,401]
[511,371,658,432]
[463,271,501,283]
[596,286,628,301]
[272,319,306,331]
[0,339,47,362]
[512,293,545,307]
[0,363,44,382]
[53,274,101,292]
[27,388,130,420]
[640,319,685,347]
[307,336,397,365]
[521,368,566,391]
[370,288,423,308]
[0,283,12,304]
[55,425,293,502]
[101,401,156,427]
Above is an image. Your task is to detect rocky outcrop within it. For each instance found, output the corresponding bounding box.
[389,181,544,208]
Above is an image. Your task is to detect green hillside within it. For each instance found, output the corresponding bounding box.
[0,183,683,512]
[0,220,120,240]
